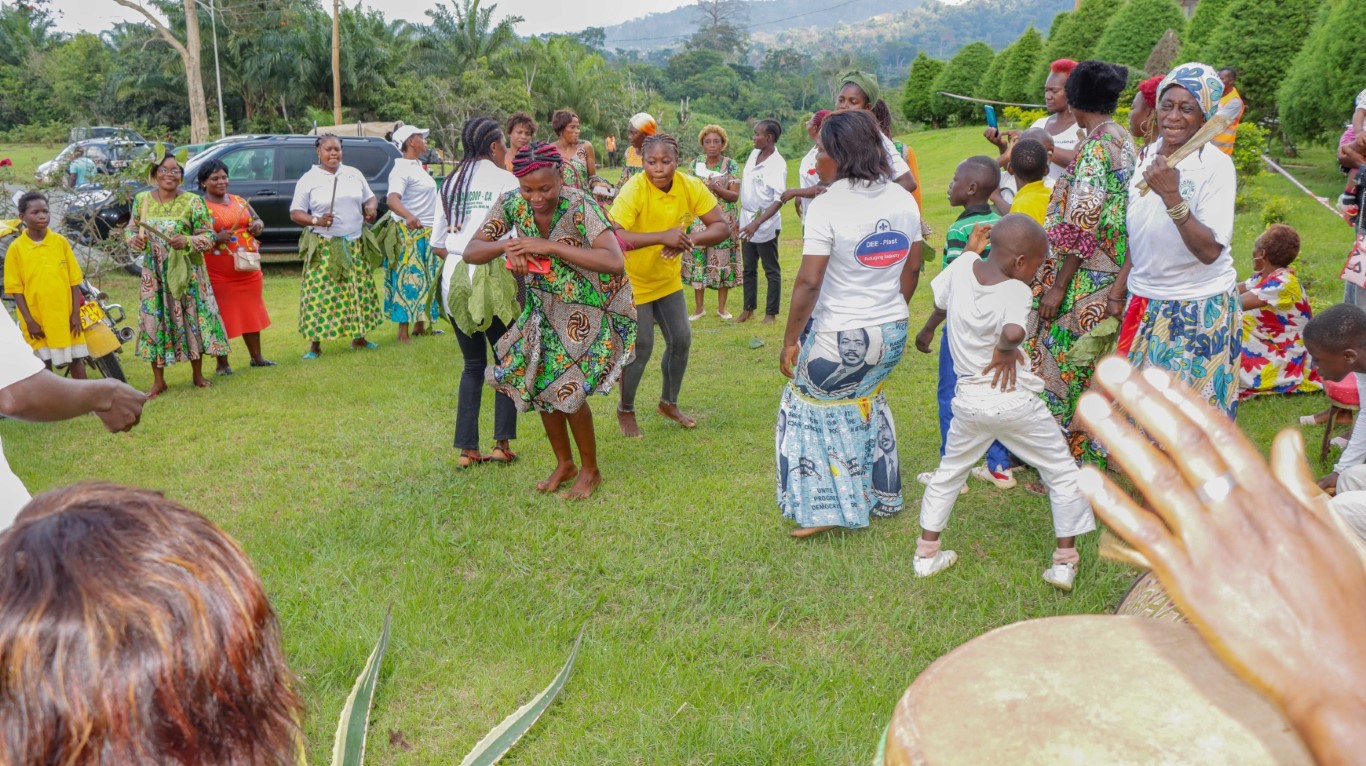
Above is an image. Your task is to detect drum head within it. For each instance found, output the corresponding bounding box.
[884,616,1311,766]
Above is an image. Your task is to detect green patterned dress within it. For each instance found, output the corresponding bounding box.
[1028,126,1137,466]
[126,191,230,365]
[297,230,383,341]
[684,155,742,289]
[481,188,637,414]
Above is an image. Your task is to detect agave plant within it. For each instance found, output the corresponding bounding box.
[331,610,584,765]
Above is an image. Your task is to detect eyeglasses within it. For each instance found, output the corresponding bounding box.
[155,167,181,177]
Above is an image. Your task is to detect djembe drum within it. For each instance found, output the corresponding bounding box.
[882,615,1312,765]
[1114,570,1185,621]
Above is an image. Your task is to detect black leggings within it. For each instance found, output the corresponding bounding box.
[620,290,691,411]
[451,316,517,450]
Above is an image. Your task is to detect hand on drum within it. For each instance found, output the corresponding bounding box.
[1075,357,1366,765]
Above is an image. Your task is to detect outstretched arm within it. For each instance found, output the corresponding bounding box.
[0,372,146,432]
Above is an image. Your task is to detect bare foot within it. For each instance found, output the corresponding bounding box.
[561,469,603,500]
[761,314,777,325]
[791,525,838,539]
[618,409,643,438]
[536,462,578,492]
[657,402,696,429]
[398,333,412,345]
[735,310,754,323]
[147,381,169,399]
[192,376,213,388]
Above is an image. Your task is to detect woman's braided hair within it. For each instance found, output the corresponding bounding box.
[440,116,504,231]
[511,141,564,178]
[641,132,681,159]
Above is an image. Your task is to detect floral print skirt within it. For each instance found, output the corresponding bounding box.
[136,244,230,365]
[298,234,383,341]
[1127,289,1242,416]
[383,228,440,324]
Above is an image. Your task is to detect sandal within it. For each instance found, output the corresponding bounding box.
[488,446,519,464]
[457,451,490,468]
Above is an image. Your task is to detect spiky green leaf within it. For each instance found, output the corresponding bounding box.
[331,606,393,766]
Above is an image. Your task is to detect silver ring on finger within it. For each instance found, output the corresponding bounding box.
[1195,471,1236,505]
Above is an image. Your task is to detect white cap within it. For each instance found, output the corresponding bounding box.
[392,124,429,149]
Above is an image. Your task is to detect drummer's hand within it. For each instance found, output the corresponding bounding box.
[779,343,799,379]
[167,234,187,250]
[1075,358,1366,764]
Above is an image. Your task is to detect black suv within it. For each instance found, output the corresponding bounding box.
[63,135,404,253]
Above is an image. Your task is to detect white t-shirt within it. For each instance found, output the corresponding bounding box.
[431,160,520,314]
[740,148,787,244]
[1126,140,1238,300]
[0,309,45,530]
[1336,373,1366,474]
[802,178,920,332]
[1032,114,1082,185]
[932,252,1043,396]
[386,158,438,227]
[797,145,820,217]
[1355,89,1366,112]
[290,164,375,239]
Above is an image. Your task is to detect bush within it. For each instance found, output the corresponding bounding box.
[930,42,997,124]
[1201,0,1325,122]
[1180,0,1236,61]
[1278,0,1366,145]
[1145,29,1183,78]
[1031,0,1127,93]
[1095,0,1187,71]
[999,27,1045,104]
[1003,106,1047,129]
[901,53,947,127]
[1232,120,1269,188]
[1262,195,1292,226]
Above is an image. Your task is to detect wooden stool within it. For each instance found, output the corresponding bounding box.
[1319,376,1359,465]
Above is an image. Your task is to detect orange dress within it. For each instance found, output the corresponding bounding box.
[203,195,270,338]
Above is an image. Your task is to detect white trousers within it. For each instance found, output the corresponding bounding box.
[920,389,1096,539]
[1330,464,1366,543]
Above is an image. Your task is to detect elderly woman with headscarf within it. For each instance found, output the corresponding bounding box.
[1119,63,1241,416]
[619,112,656,190]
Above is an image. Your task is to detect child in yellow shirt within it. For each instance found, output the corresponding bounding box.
[4,192,87,377]
[1007,138,1051,225]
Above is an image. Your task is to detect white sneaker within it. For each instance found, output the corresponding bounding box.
[1043,562,1077,591]
[917,471,967,494]
[688,311,705,322]
[969,465,1017,489]
[1332,436,1350,450]
[914,550,958,577]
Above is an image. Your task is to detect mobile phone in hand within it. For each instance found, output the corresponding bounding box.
[985,105,998,130]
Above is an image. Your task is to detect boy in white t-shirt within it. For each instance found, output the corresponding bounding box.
[912,214,1096,590]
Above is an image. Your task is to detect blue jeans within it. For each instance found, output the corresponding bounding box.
[938,329,1011,472]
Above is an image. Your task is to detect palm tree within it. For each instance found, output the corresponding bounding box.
[416,0,522,77]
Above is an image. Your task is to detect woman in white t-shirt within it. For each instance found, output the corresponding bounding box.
[289,134,382,358]
[431,116,522,467]
[1121,63,1240,416]
[382,125,441,343]
[775,109,923,538]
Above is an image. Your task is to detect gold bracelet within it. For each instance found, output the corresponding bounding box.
[1166,201,1190,221]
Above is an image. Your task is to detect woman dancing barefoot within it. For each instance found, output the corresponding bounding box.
[463,143,636,499]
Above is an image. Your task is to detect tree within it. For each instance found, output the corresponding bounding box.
[1144,28,1181,77]
[999,26,1044,104]
[109,0,211,143]
[1278,0,1366,144]
[978,41,1015,102]
[901,52,945,126]
[1202,0,1325,121]
[690,0,747,59]
[1031,0,1126,93]
[1179,0,1235,61]
[930,42,996,123]
[418,0,522,77]
[1094,0,1186,70]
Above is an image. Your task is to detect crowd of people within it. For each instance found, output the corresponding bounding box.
[6,51,1366,764]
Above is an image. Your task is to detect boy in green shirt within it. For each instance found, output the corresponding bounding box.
[944,156,1001,265]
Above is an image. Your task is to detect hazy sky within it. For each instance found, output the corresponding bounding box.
[45,0,695,37]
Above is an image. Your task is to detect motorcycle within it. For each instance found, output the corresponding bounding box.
[75,280,134,382]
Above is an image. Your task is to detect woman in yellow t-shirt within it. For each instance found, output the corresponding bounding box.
[610,132,730,438]
[3,192,88,378]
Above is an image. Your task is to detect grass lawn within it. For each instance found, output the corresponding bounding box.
[1,126,1348,763]
[0,142,62,184]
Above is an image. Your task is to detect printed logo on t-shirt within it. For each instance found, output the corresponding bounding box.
[855,220,911,269]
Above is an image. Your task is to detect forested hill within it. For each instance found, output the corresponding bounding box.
[602,0,933,51]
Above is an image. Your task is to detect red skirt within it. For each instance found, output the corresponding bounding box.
[204,249,270,338]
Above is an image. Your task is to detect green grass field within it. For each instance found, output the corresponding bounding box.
[0,143,61,183]
[1,127,1351,763]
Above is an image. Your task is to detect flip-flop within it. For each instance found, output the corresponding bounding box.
[458,452,490,468]
[302,351,320,360]
[487,447,519,464]
[352,341,379,350]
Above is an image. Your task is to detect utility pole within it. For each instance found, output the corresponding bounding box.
[332,0,342,125]
[209,0,225,139]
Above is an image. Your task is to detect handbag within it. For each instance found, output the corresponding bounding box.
[233,246,261,272]
[1342,233,1366,289]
